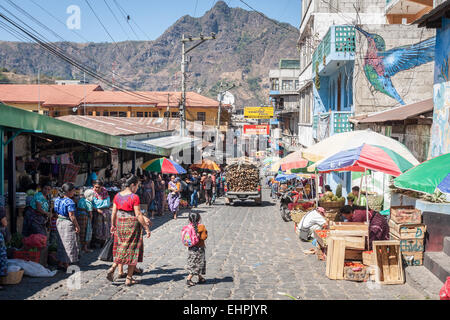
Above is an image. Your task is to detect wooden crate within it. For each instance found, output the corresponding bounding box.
[344,263,369,282]
[362,250,376,266]
[391,234,425,253]
[329,222,368,250]
[390,206,422,224]
[372,240,405,285]
[313,229,329,248]
[345,249,363,261]
[389,219,426,239]
[326,237,346,280]
[401,252,423,266]
[330,222,369,231]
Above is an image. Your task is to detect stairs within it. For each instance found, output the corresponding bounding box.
[424,237,450,283]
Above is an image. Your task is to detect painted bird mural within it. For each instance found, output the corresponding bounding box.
[356,26,435,105]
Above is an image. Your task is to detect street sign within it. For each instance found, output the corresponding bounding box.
[270,119,279,125]
[244,107,274,119]
[243,124,270,135]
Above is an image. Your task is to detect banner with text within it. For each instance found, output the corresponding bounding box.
[243,124,270,135]
[244,107,274,119]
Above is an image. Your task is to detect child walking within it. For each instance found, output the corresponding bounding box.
[185,212,208,287]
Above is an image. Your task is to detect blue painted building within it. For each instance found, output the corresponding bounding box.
[312,25,356,195]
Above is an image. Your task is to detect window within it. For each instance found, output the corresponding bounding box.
[43,111,50,116]
[270,78,279,91]
[171,112,179,118]
[152,112,159,117]
[88,112,93,116]
[53,111,60,117]
[136,112,144,117]
[282,80,294,91]
[109,112,118,117]
[119,112,127,117]
[295,80,299,90]
[103,111,109,116]
[197,112,206,121]
[164,111,170,118]
[144,112,148,117]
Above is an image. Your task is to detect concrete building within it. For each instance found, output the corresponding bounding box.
[385,0,433,24]
[269,59,301,151]
[297,0,386,148]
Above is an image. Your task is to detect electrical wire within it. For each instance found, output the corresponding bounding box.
[112,0,143,41]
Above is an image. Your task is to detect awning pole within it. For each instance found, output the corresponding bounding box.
[315,169,319,207]
[0,127,4,197]
[364,168,370,250]
[7,131,16,234]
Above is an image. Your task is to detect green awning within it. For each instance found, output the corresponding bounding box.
[0,104,165,155]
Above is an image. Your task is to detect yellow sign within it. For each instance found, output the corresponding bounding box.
[244,107,274,119]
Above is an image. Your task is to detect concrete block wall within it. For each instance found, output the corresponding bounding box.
[354,24,436,115]
[314,0,385,14]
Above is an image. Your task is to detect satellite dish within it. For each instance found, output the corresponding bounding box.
[218,91,235,105]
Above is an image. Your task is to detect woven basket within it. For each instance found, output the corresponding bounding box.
[0,270,24,285]
[319,199,345,210]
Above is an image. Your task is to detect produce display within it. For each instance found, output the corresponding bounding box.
[320,191,345,203]
[344,262,365,268]
[225,163,260,192]
[315,230,329,239]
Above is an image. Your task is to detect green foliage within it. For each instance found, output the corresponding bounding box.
[0,72,10,84]
[336,184,342,198]
[247,77,261,93]
[236,32,252,53]
[7,233,23,249]
[0,67,8,72]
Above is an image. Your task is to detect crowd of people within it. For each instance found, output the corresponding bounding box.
[0,167,223,289]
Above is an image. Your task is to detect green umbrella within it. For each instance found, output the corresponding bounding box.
[394,153,450,195]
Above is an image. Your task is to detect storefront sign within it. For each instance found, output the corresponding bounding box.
[126,140,167,156]
[243,124,270,135]
[244,107,274,119]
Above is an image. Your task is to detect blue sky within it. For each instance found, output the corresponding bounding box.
[0,0,302,43]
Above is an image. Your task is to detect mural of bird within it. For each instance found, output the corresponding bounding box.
[356,26,435,105]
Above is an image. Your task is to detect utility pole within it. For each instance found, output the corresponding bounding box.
[83,71,86,116]
[167,93,170,130]
[181,32,216,136]
[37,70,40,114]
[216,83,235,157]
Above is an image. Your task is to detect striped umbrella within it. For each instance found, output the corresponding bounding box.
[394,153,450,195]
[141,157,186,174]
[316,144,415,177]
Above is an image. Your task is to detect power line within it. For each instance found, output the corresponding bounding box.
[238,0,298,36]
[112,0,142,41]
[103,0,133,40]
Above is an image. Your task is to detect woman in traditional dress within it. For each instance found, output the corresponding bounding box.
[76,189,94,253]
[167,175,181,220]
[106,175,151,286]
[22,182,51,237]
[92,180,112,248]
[143,174,155,218]
[0,206,8,290]
[55,183,80,271]
[154,174,165,217]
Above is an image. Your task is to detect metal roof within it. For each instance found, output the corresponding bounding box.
[352,99,433,124]
[0,104,165,156]
[415,0,450,28]
[139,135,202,156]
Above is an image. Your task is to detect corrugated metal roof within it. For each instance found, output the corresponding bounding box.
[354,99,433,124]
[57,116,216,136]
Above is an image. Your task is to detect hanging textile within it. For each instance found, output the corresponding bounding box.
[63,164,80,183]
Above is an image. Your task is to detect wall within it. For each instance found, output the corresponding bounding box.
[354,24,435,115]
[3,102,48,114]
[430,17,450,158]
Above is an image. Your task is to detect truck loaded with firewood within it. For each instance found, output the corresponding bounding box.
[224,158,262,205]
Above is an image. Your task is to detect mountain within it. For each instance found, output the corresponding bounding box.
[0,1,299,107]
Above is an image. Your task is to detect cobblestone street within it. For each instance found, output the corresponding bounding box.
[0,191,433,300]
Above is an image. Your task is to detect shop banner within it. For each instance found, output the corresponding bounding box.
[244,107,274,119]
[243,124,270,135]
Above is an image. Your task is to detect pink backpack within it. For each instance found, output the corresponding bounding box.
[181,223,199,247]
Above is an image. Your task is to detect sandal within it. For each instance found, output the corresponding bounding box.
[125,276,139,286]
[106,268,115,282]
[186,279,195,287]
[134,267,143,275]
[118,273,127,279]
[198,278,206,284]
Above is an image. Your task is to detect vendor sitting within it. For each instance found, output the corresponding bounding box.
[339,205,389,249]
[297,207,328,241]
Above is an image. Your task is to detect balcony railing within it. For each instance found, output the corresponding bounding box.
[312,25,356,76]
[312,111,354,141]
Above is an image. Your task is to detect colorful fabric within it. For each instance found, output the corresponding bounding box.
[186,246,206,276]
[77,198,93,216]
[50,216,57,232]
[22,207,47,237]
[85,218,93,243]
[0,232,7,277]
[93,209,112,241]
[167,186,180,213]
[94,187,109,200]
[63,164,80,183]
[112,211,143,265]
[93,196,111,210]
[30,192,50,212]
[56,217,79,264]
[54,197,76,218]
[113,193,140,212]
[76,214,89,246]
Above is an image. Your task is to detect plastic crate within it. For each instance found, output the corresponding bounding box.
[13,250,41,263]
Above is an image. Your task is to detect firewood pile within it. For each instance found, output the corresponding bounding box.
[225,163,260,192]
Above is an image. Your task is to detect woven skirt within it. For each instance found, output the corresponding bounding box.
[56,217,79,264]
[76,214,89,246]
[186,246,206,276]
[112,213,143,265]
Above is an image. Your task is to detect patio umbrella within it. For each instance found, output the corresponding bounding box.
[141,157,187,174]
[394,153,450,195]
[263,156,280,166]
[316,144,415,177]
[303,130,419,172]
[275,173,298,182]
[279,150,310,172]
[190,159,221,171]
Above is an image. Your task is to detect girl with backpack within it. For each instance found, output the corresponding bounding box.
[183,212,208,287]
